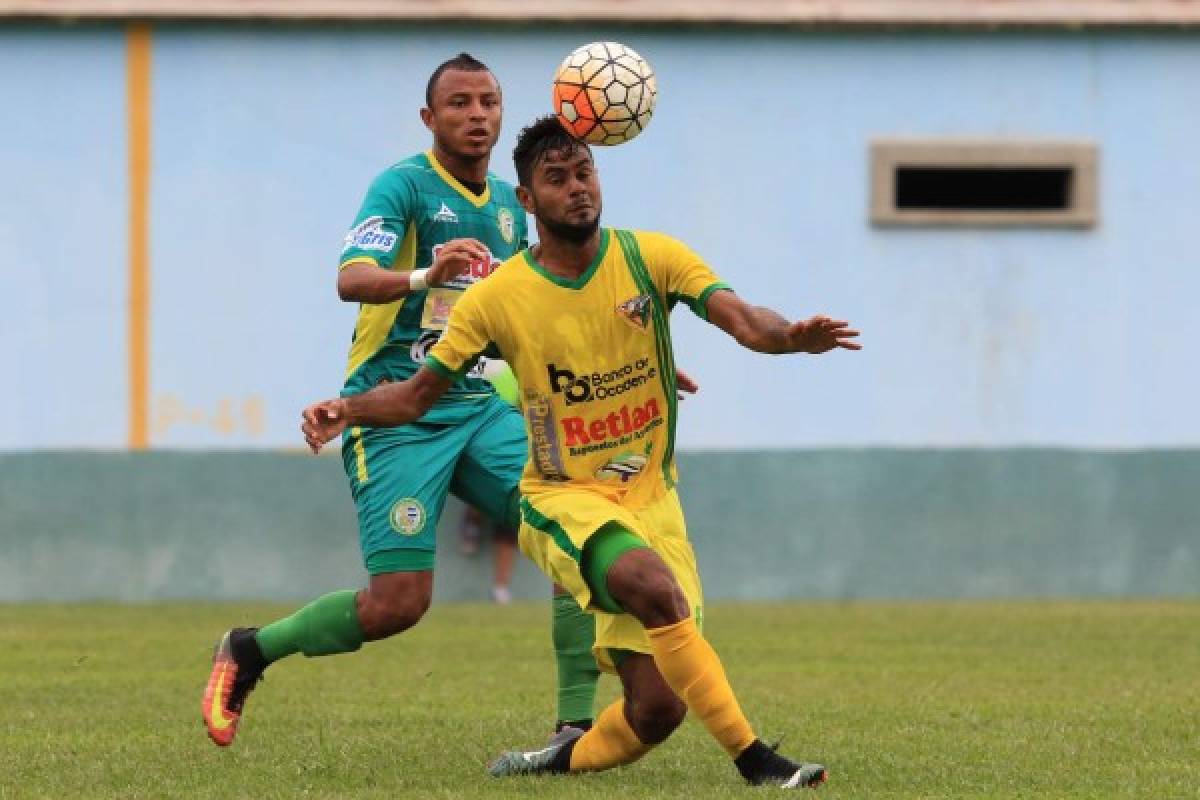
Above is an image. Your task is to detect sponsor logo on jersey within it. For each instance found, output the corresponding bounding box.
[432,202,459,223]
[547,359,657,406]
[409,329,489,381]
[616,294,652,330]
[465,357,490,380]
[524,390,569,481]
[389,497,426,535]
[342,216,398,253]
[410,330,442,364]
[562,397,663,453]
[497,208,515,243]
[430,243,501,289]
[595,444,652,482]
[419,289,458,330]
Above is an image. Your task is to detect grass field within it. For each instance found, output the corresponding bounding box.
[2,601,1196,798]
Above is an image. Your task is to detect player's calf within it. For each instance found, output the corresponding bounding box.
[617,652,686,745]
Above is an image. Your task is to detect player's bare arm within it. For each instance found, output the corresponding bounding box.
[302,367,452,452]
[336,238,492,303]
[704,289,861,355]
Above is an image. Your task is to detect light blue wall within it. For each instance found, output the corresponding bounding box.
[1,28,128,448]
[3,26,1198,450]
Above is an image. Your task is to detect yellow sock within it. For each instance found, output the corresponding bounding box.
[646,617,757,757]
[568,699,652,771]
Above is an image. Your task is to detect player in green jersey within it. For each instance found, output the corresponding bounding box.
[202,54,601,747]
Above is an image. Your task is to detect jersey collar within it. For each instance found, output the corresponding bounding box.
[522,228,610,290]
[426,150,492,208]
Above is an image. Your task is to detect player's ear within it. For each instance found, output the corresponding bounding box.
[419,106,434,131]
[515,186,535,215]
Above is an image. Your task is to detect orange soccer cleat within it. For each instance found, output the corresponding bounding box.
[202,628,264,747]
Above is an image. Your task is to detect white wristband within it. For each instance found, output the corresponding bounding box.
[408,268,430,291]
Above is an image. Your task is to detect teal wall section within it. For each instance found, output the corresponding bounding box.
[680,450,1200,599]
[2,451,1195,602]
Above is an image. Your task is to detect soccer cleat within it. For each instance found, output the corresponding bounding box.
[775,761,828,790]
[488,725,585,777]
[735,739,827,789]
[202,627,265,747]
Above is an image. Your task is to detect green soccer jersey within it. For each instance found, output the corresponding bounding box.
[339,150,528,423]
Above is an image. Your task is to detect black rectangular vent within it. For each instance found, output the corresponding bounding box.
[871,141,1097,227]
[895,167,1071,211]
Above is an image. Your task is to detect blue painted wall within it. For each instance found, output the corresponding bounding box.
[1,28,128,448]
[3,26,1199,450]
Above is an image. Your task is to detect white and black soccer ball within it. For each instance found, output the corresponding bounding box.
[552,41,657,146]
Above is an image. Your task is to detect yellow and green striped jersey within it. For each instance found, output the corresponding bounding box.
[428,228,730,508]
[338,150,527,423]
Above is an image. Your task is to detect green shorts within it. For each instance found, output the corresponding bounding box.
[340,394,526,574]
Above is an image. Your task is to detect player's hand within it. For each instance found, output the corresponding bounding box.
[787,316,861,354]
[675,368,699,399]
[428,238,490,287]
[301,398,349,453]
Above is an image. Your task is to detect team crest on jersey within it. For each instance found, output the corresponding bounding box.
[389,497,426,535]
[616,294,653,330]
[432,202,459,223]
[497,208,515,243]
[342,216,397,253]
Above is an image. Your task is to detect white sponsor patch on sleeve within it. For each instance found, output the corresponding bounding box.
[342,216,398,253]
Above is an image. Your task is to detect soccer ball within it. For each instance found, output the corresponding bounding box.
[552,41,657,146]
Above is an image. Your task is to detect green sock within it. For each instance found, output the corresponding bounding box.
[552,593,600,724]
[255,589,365,663]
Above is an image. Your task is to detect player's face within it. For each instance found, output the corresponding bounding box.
[524,147,602,243]
[422,69,502,161]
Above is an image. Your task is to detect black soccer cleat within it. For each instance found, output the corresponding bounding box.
[735,739,827,789]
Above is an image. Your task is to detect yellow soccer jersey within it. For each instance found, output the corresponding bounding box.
[426,228,730,508]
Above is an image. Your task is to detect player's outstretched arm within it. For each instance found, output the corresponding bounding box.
[301,367,452,452]
[337,238,492,303]
[704,290,861,355]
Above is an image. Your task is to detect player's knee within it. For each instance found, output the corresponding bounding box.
[364,593,429,638]
[642,572,688,627]
[358,578,432,639]
[609,554,689,628]
[627,691,686,744]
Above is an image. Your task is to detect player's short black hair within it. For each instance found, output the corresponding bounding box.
[513,115,591,188]
[425,52,492,107]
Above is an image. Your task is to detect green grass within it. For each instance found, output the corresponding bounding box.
[1,601,1196,798]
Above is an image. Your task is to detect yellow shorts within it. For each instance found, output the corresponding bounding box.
[519,487,704,673]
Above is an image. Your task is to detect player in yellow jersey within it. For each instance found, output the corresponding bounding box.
[300,116,859,788]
